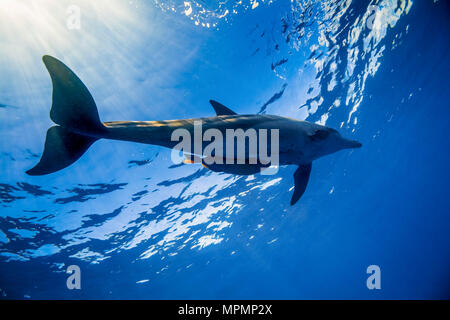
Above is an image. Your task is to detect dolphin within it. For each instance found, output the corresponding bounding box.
[26,55,362,205]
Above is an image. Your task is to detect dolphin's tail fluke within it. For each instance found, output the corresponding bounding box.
[26,55,105,176]
[26,126,98,175]
[43,55,105,134]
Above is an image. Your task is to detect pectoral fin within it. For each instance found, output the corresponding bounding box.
[290,163,312,205]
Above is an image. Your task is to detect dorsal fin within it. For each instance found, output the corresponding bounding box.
[209,100,237,116]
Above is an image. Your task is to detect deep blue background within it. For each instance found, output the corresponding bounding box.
[0,0,449,299]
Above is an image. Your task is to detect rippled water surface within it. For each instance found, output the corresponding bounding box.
[0,0,449,299]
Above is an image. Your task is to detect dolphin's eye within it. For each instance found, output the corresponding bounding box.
[310,129,329,141]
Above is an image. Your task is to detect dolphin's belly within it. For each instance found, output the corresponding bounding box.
[102,115,304,165]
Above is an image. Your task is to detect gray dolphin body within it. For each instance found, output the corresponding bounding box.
[27,55,362,205]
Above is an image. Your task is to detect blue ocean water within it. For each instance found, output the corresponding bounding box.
[0,0,449,299]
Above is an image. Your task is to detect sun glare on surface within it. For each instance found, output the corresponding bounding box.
[0,0,145,68]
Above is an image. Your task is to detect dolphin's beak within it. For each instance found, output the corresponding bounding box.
[341,138,362,149]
